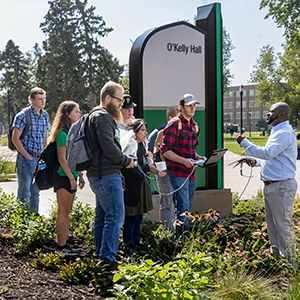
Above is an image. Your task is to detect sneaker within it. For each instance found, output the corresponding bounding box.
[66,240,81,251]
[56,244,80,256]
[96,260,120,272]
[42,240,58,252]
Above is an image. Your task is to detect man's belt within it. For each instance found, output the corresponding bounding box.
[264,179,290,185]
[27,150,41,158]
[264,180,280,185]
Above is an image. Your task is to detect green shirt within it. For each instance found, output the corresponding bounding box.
[56,130,80,178]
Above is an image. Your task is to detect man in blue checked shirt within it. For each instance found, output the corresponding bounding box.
[12,87,49,212]
[236,102,297,262]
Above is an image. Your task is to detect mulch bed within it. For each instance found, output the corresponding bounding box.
[0,236,104,300]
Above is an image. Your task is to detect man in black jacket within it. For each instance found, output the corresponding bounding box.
[86,81,136,267]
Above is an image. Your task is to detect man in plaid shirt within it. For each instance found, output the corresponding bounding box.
[161,94,204,235]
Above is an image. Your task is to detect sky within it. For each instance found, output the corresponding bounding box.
[0,0,285,87]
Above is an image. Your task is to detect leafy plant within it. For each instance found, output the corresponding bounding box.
[111,254,215,300]
[0,192,56,252]
[31,249,65,271]
[1,188,299,298]
[69,200,95,247]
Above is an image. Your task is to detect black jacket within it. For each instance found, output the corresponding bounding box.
[122,142,150,207]
[86,106,131,177]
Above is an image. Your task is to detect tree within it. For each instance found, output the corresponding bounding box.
[256,118,268,131]
[250,45,284,105]
[0,40,31,124]
[222,28,235,95]
[278,44,300,124]
[119,64,130,94]
[260,0,300,46]
[258,0,300,125]
[38,0,124,117]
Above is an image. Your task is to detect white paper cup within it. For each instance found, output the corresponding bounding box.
[155,161,167,171]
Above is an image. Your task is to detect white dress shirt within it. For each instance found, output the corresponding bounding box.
[240,121,297,181]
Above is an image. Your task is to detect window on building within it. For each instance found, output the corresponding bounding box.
[236,102,240,108]
[229,112,233,120]
[224,102,228,108]
[242,101,246,108]
[242,112,247,118]
[263,111,268,118]
[229,91,234,97]
[228,102,233,108]
[254,111,260,119]
[236,112,240,119]
[249,100,255,107]
[249,89,255,96]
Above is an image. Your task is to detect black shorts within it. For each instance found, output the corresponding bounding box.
[53,173,77,194]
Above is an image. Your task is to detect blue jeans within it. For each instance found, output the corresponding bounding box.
[88,174,125,263]
[16,154,40,212]
[123,214,143,248]
[168,172,197,234]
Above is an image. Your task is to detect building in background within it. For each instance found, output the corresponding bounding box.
[223,84,269,133]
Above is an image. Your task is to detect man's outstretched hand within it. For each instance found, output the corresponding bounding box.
[236,133,245,144]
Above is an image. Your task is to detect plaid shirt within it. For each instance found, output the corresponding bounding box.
[161,114,199,179]
[13,105,49,154]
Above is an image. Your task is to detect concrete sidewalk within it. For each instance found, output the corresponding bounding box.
[1,150,300,216]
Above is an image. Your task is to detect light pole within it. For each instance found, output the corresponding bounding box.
[249,113,251,137]
[239,84,244,133]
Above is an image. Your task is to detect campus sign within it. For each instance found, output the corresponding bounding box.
[141,22,205,109]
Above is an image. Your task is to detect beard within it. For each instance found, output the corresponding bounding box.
[106,101,123,124]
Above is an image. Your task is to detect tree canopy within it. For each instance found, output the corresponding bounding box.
[38,0,124,117]
[250,0,300,125]
[0,1,235,124]
[0,0,124,121]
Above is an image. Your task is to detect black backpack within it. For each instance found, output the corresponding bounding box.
[34,141,59,190]
[8,107,31,151]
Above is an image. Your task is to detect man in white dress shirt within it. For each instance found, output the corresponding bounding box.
[236,102,297,261]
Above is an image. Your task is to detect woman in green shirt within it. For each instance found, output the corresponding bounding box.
[48,101,85,255]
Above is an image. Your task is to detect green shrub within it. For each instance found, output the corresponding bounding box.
[0,192,56,252]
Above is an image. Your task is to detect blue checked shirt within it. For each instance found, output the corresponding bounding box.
[240,121,297,181]
[13,105,49,154]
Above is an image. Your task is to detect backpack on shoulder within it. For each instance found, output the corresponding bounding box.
[153,118,199,163]
[153,129,164,163]
[34,141,59,190]
[8,106,31,151]
[67,108,102,173]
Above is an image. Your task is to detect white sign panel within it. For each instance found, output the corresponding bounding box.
[142,23,205,110]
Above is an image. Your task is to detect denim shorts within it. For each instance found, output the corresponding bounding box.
[53,173,76,194]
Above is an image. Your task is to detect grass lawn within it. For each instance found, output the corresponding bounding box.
[224,132,269,155]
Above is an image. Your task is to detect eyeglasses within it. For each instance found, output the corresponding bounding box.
[110,95,125,104]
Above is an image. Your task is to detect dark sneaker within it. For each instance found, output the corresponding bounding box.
[56,244,80,256]
[66,240,81,251]
[97,260,120,272]
[42,240,58,252]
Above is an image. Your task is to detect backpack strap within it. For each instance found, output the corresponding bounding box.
[86,107,104,178]
[194,123,199,133]
[173,117,198,134]
[20,106,31,139]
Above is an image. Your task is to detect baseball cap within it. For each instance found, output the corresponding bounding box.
[122,94,137,109]
[179,94,199,106]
